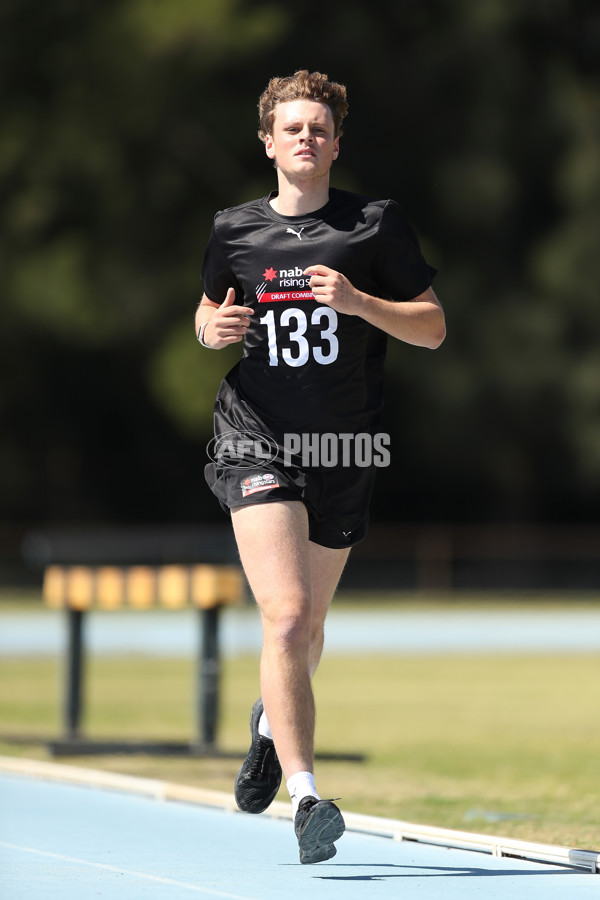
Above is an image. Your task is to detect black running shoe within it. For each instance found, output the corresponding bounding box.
[294,796,345,864]
[234,699,282,814]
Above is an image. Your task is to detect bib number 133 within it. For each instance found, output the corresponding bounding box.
[259,306,339,367]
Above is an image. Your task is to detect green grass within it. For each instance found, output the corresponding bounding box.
[1,647,599,850]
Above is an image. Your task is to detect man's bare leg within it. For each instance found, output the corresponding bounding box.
[307,538,350,676]
[231,501,349,780]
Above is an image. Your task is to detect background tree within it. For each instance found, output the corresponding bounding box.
[0,0,598,532]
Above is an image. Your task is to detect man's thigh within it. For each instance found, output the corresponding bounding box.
[308,540,350,628]
[231,501,349,619]
[231,500,311,613]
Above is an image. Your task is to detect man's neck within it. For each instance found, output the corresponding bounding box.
[270,175,330,216]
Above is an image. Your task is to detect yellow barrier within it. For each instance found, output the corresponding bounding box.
[42,563,246,756]
[43,564,244,611]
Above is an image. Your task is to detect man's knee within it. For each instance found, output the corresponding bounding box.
[261,600,312,654]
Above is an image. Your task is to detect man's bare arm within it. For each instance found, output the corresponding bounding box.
[305,265,446,349]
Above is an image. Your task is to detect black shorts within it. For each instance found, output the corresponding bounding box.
[205,456,374,549]
[204,370,378,550]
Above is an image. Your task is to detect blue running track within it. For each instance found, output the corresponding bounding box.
[0,762,597,899]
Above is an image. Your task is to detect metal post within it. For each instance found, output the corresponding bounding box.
[65,608,84,739]
[196,606,220,749]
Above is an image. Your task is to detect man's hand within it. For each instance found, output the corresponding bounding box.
[304,267,445,348]
[200,288,254,349]
[304,265,361,315]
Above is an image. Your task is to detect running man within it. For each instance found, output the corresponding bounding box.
[196,70,445,863]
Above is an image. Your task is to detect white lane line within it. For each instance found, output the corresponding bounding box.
[0,841,257,900]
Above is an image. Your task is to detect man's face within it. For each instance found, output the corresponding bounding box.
[265,100,339,180]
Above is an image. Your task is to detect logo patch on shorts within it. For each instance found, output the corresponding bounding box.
[241,473,280,498]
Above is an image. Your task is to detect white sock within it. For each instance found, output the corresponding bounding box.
[258,711,273,741]
[287,771,320,817]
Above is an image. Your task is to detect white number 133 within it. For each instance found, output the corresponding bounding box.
[259,306,339,367]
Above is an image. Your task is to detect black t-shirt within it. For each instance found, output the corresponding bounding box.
[201,188,435,433]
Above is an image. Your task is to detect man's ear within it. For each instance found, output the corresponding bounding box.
[332,137,340,160]
[265,135,276,159]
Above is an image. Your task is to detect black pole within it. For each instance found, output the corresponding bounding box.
[197,606,220,749]
[65,608,84,739]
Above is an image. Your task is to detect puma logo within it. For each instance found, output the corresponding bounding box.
[286,227,305,240]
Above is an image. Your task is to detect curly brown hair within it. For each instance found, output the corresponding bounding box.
[258,70,348,143]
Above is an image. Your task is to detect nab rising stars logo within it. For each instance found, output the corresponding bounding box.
[256,265,314,303]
